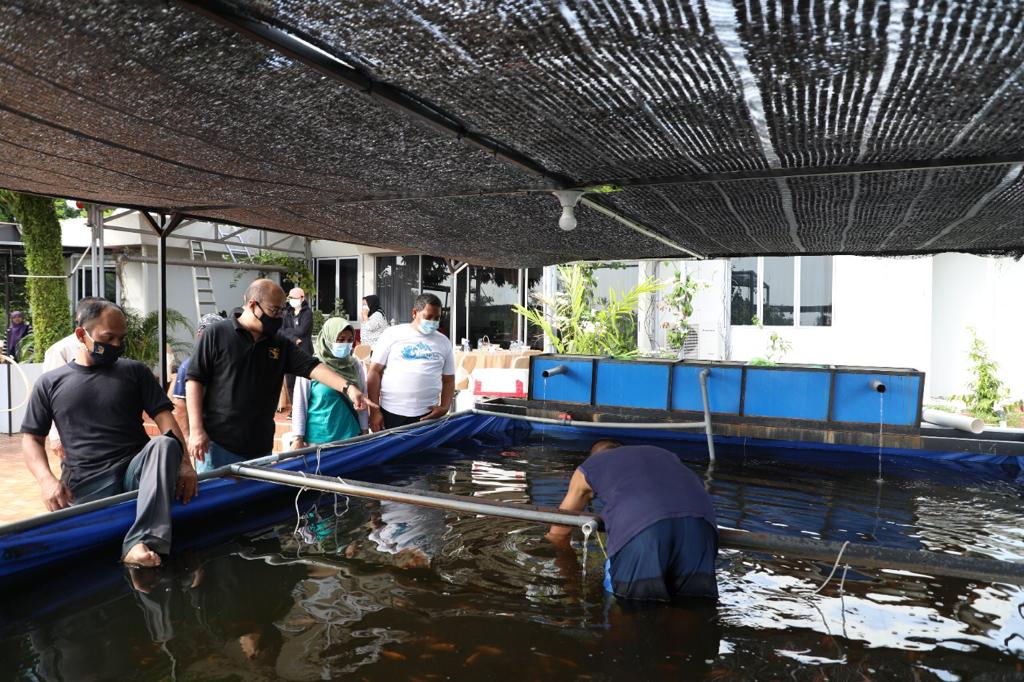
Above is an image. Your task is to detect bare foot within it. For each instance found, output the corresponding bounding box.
[123,542,162,567]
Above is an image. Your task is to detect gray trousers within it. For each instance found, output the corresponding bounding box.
[71,435,183,559]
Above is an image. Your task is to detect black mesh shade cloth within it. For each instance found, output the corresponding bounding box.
[1,0,1023,265]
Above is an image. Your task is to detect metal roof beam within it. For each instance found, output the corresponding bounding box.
[582,153,1024,189]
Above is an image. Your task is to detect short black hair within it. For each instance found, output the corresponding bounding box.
[77,299,124,330]
[414,293,442,312]
[74,297,105,325]
[590,439,624,454]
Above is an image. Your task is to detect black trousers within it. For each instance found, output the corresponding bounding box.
[382,408,428,430]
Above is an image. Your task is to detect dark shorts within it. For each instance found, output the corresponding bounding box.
[606,516,718,601]
[382,409,428,430]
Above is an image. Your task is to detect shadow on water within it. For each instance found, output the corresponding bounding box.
[1,431,1023,680]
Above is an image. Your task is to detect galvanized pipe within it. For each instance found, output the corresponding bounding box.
[699,368,716,463]
[540,364,568,378]
[230,464,1024,586]
[869,379,886,393]
[229,464,603,532]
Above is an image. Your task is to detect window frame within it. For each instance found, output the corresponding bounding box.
[730,256,833,328]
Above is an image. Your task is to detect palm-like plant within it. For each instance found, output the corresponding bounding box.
[122,306,193,368]
[513,264,661,358]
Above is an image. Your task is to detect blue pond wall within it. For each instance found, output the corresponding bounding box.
[529,355,924,429]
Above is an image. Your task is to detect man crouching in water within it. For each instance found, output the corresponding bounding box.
[21,299,196,567]
[547,439,718,601]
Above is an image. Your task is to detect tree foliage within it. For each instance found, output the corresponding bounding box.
[122,306,193,368]
[0,191,72,361]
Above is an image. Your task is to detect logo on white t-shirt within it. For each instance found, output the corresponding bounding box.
[400,342,444,361]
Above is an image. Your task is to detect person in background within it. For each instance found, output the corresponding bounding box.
[171,312,224,439]
[4,310,31,361]
[20,299,196,567]
[41,297,103,460]
[186,279,375,472]
[280,287,313,408]
[547,439,719,602]
[290,319,367,449]
[366,293,455,431]
[359,295,389,350]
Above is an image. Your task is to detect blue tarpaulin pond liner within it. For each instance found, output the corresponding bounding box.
[4,412,1024,587]
[0,413,518,580]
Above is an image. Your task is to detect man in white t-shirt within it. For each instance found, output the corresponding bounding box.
[367,293,455,431]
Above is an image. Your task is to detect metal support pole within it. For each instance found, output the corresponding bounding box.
[88,206,99,297]
[142,212,185,388]
[230,464,603,531]
[699,368,716,463]
[97,208,105,300]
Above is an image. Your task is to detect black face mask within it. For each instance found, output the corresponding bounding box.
[85,330,124,366]
[255,303,283,338]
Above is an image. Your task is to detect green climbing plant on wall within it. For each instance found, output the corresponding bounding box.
[0,191,72,361]
[660,269,705,351]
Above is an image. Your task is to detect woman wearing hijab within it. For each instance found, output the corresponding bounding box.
[359,295,389,351]
[5,311,31,361]
[290,318,368,449]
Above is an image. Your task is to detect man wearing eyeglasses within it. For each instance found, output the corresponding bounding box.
[184,279,376,472]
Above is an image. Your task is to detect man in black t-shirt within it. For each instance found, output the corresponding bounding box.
[185,279,376,471]
[21,300,196,567]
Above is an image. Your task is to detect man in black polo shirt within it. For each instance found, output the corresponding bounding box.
[21,300,196,568]
[186,279,374,471]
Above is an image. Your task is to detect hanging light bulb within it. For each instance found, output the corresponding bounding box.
[552,190,584,232]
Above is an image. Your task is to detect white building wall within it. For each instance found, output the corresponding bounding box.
[726,256,933,370]
[929,254,1024,399]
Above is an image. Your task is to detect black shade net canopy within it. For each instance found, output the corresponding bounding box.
[1,0,1023,266]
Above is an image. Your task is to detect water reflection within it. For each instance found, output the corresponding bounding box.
[2,435,1023,679]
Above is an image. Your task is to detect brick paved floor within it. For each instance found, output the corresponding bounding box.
[0,433,58,525]
[0,409,294,526]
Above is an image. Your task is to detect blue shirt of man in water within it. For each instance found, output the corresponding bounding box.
[547,439,719,601]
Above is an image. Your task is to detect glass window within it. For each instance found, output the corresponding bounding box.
[421,256,454,337]
[468,266,519,348]
[590,263,639,308]
[375,256,419,325]
[762,256,794,325]
[525,267,544,349]
[730,257,758,325]
[75,266,117,303]
[337,258,358,321]
[315,259,336,315]
[800,256,832,326]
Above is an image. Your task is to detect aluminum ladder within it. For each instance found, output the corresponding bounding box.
[218,225,253,263]
[189,240,219,320]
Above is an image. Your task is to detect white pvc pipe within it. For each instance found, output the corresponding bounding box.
[0,354,31,412]
[922,408,984,434]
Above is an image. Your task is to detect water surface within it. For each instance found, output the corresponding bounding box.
[2,431,1022,680]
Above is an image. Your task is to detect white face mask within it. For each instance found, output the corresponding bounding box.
[288,299,302,310]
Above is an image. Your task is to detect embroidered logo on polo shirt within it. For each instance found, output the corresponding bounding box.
[269,346,281,360]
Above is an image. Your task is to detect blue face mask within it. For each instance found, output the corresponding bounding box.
[331,342,353,359]
[419,319,440,335]
[85,330,123,366]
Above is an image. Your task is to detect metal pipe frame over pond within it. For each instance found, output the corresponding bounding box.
[230,464,1024,587]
